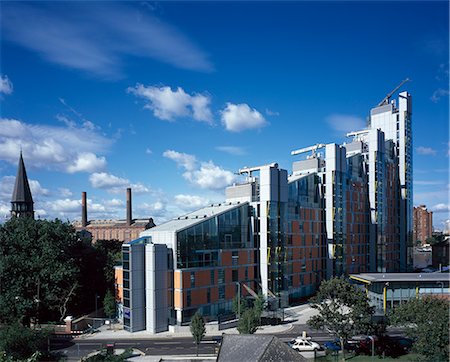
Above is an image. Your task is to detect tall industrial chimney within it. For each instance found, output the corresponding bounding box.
[81,191,87,227]
[126,188,132,226]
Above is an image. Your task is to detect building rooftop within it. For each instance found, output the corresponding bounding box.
[350,273,450,283]
[141,202,247,234]
[73,218,154,228]
[217,334,307,362]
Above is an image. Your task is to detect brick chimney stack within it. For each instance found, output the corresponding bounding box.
[126,188,132,226]
[81,192,88,227]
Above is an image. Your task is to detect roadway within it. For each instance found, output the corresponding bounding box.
[51,324,334,360]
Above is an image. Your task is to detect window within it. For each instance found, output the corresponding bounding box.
[245,267,248,280]
[210,270,215,285]
[207,288,211,303]
[232,269,238,282]
[219,285,225,300]
[187,290,191,307]
[190,272,195,288]
[232,250,239,266]
[218,269,225,284]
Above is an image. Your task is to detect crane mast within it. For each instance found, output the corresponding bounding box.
[377,78,410,107]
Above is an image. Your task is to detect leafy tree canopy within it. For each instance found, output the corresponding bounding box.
[389,296,449,362]
[307,277,374,354]
[0,218,80,325]
[103,289,116,319]
[0,323,48,360]
[237,308,259,334]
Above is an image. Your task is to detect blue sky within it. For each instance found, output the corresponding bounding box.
[0,1,448,230]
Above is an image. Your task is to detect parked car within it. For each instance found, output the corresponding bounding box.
[288,337,321,351]
[323,339,341,352]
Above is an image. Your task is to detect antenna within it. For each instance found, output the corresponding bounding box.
[377,78,410,107]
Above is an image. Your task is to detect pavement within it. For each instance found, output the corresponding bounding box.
[80,304,318,341]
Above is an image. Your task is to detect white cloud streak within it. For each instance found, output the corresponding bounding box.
[164,149,236,190]
[1,3,213,77]
[128,84,213,123]
[221,103,268,132]
[326,114,365,134]
[430,88,450,103]
[0,75,13,95]
[216,146,246,156]
[415,146,437,156]
[0,118,111,172]
[89,172,150,195]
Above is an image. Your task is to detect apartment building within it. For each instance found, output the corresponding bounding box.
[413,205,433,244]
[119,89,412,333]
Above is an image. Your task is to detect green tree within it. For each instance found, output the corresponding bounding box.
[190,311,206,356]
[232,294,247,317]
[307,277,374,359]
[237,308,259,334]
[389,296,449,362]
[0,323,48,360]
[0,218,80,325]
[103,290,116,319]
[253,292,265,323]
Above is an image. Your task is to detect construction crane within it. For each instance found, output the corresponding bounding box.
[377,78,410,107]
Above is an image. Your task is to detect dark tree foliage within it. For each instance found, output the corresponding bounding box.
[389,296,449,362]
[0,218,79,324]
[190,311,206,356]
[237,308,259,334]
[307,277,374,357]
[0,323,49,360]
[0,218,123,326]
[103,289,116,319]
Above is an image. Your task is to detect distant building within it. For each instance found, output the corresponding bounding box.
[11,152,34,219]
[432,238,449,270]
[350,273,450,315]
[413,205,433,244]
[74,188,155,243]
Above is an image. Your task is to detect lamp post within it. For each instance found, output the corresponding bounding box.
[236,282,241,319]
[95,293,99,317]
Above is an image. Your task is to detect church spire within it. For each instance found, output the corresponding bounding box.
[11,151,34,218]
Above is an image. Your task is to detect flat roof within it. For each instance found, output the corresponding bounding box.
[141,202,247,234]
[350,273,450,283]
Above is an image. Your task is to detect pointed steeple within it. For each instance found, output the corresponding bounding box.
[11,151,34,218]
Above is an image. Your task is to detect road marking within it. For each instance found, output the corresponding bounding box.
[118,343,139,345]
[200,341,217,344]
[153,342,180,345]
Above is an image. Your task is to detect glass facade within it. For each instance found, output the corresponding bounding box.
[175,204,250,269]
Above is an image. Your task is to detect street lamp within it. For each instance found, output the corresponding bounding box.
[436,281,444,295]
[235,282,241,318]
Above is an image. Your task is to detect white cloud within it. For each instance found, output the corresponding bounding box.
[265,109,279,116]
[0,175,49,201]
[416,146,437,156]
[89,172,128,189]
[104,198,124,208]
[163,150,198,171]
[184,161,236,190]
[326,114,365,134]
[431,203,450,213]
[216,146,246,156]
[431,88,450,103]
[58,187,73,197]
[221,103,268,132]
[0,75,13,95]
[174,194,210,209]
[164,149,236,190]
[89,172,150,195]
[67,152,107,173]
[146,148,153,155]
[1,2,213,77]
[0,118,111,172]
[128,85,212,123]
